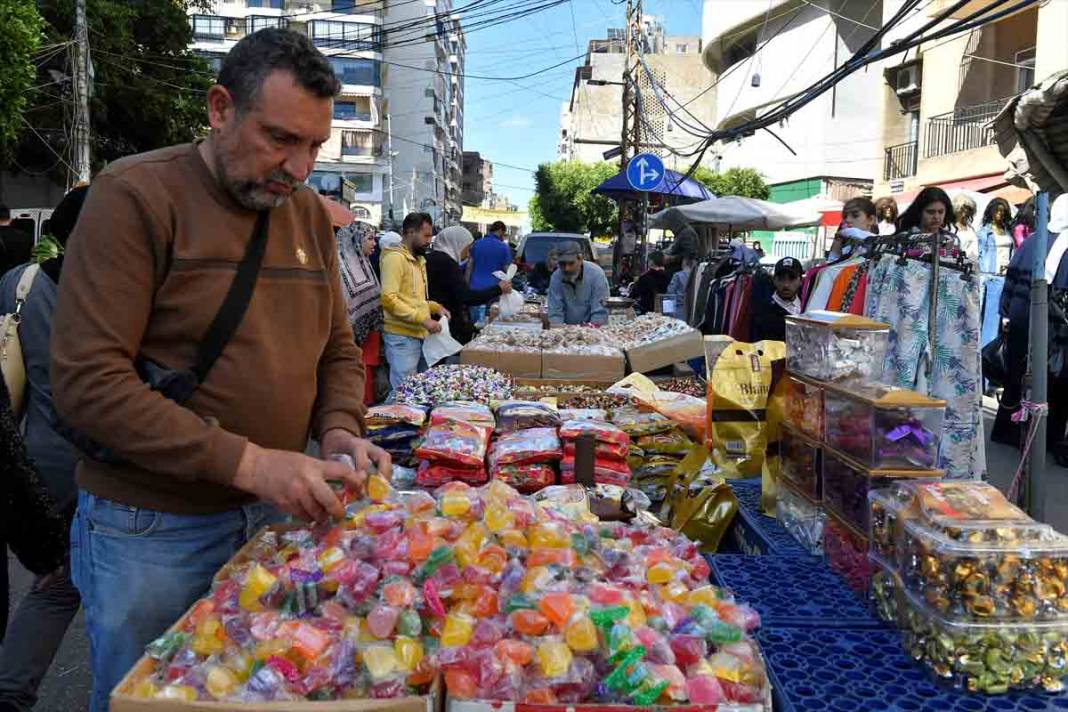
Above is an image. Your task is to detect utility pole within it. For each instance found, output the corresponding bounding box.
[618,0,638,172]
[386,114,395,226]
[72,0,92,185]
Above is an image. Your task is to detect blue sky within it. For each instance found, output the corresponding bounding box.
[461,0,703,213]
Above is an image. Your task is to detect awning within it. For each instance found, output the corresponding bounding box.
[994,68,1068,196]
[889,173,1029,208]
[650,196,822,231]
[591,168,713,204]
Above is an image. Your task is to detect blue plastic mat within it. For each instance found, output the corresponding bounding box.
[758,627,1068,712]
[708,554,880,629]
[721,479,808,556]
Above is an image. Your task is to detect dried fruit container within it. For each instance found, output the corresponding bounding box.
[775,480,826,555]
[869,553,906,626]
[900,517,1068,624]
[824,513,873,593]
[784,373,824,440]
[899,587,1068,694]
[784,310,889,384]
[824,383,946,470]
[779,423,822,501]
[822,448,941,534]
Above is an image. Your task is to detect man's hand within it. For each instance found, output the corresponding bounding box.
[499,280,513,294]
[422,318,442,334]
[232,444,362,522]
[320,428,392,486]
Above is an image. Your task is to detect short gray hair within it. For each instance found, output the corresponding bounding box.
[218,28,340,112]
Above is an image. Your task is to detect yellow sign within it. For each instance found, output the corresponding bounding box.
[460,205,528,228]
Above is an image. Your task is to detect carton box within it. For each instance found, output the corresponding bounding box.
[541,351,625,382]
[460,345,541,378]
[624,330,704,374]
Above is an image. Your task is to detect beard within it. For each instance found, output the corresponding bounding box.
[214,145,300,211]
[411,242,429,257]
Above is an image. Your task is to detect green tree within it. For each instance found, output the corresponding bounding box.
[529,160,619,236]
[0,0,43,148]
[4,0,213,181]
[692,166,770,200]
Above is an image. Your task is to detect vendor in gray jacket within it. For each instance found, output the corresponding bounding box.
[547,242,610,326]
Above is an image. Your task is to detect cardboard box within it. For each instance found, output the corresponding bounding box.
[112,524,441,712]
[624,330,704,374]
[460,345,541,378]
[446,689,770,712]
[541,351,625,382]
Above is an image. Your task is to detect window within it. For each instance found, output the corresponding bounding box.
[334,96,373,121]
[341,130,379,156]
[1016,47,1036,94]
[349,174,374,193]
[246,0,284,7]
[329,57,381,86]
[248,15,288,33]
[676,44,688,53]
[309,20,381,51]
[195,51,224,75]
[191,15,225,40]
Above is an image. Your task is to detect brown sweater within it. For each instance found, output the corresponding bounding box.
[51,143,366,514]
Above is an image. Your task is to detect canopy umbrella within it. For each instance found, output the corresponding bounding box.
[319,194,354,228]
[650,196,822,231]
[591,168,713,204]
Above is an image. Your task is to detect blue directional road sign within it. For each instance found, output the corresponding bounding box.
[625,152,665,192]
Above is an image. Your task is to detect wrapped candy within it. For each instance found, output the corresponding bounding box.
[366,404,428,428]
[493,463,556,493]
[487,428,562,469]
[784,374,824,439]
[824,384,945,470]
[602,313,694,349]
[784,311,890,384]
[824,515,873,593]
[869,554,905,626]
[780,424,822,502]
[396,365,513,406]
[414,418,492,469]
[609,408,674,438]
[822,448,941,534]
[430,402,495,428]
[775,483,825,555]
[559,456,631,487]
[558,420,630,447]
[493,401,561,433]
[558,408,608,422]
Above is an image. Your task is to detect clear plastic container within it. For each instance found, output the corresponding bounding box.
[824,514,873,594]
[899,587,1068,694]
[868,486,917,567]
[776,482,826,555]
[784,373,824,440]
[779,424,822,502]
[900,517,1068,624]
[824,384,945,470]
[822,448,941,534]
[869,553,905,627]
[784,311,890,383]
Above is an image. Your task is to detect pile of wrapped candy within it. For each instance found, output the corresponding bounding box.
[540,326,623,357]
[467,328,542,353]
[396,366,513,407]
[366,405,428,468]
[867,481,1068,693]
[783,312,890,384]
[126,478,769,706]
[415,403,494,487]
[557,419,632,487]
[488,402,563,492]
[611,408,695,506]
[824,384,945,470]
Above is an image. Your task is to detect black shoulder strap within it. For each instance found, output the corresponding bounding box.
[192,210,270,384]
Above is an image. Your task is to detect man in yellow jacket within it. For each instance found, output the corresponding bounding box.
[380,212,450,394]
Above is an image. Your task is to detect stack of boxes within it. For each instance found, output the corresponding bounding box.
[779,311,945,590]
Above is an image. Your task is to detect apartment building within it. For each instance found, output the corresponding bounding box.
[461,150,492,207]
[874,0,1068,202]
[557,19,715,172]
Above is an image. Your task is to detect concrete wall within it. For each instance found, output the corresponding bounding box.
[1035,0,1068,83]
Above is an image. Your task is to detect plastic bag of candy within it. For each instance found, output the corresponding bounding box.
[429,401,495,428]
[637,429,694,456]
[558,419,630,447]
[414,418,491,468]
[417,460,487,487]
[365,403,428,428]
[492,463,557,493]
[558,408,608,422]
[493,401,561,434]
[559,455,632,486]
[487,427,562,469]
[562,439,630,461]
[634,391,707,442]
[610,408,674,437]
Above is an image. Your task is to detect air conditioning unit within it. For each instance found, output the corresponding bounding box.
[895,65,920,96]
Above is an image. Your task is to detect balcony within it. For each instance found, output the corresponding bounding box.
[923,98,1009,159]
[340,129,382,158]
[883,141,917,181]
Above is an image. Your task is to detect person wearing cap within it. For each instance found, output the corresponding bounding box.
[547,242,610,326]
[750,257,804,342]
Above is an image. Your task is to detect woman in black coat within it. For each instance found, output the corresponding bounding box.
[427,226,513,344]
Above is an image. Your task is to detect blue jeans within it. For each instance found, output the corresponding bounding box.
[383,332,427,394]
[69,491,281,712]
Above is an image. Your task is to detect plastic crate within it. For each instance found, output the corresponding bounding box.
[757,627,1068,712]
[719,479,809,556]
[707,555,880,629]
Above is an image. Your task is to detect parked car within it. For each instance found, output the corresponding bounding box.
[515,232,595,272]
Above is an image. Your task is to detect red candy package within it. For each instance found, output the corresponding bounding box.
[558,419,630,447]
[487,428,562,470]
[414,418,491,469]
[562,440,629,461]
[417,460,488,487]
[493,463,556,493]
[429,401,495,428]
[559,455,632,487]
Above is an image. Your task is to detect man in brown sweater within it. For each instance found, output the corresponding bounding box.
[49,29,388,711]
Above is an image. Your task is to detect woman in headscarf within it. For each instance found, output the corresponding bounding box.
[336,221,384,405]
[426,225,512,344]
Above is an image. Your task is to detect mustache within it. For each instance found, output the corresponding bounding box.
[262,171,301,189]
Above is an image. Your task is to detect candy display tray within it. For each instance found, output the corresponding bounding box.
[757,627,1068,712]
[707,555,881,630]
[720,479,809,556]
[111,523,441,712]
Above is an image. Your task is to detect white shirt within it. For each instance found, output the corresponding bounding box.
[773,293,801,315]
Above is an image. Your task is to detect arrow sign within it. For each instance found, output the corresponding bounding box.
[626,152,665,192]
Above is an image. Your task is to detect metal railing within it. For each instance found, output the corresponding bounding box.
[923,98,1010,158]
[883,141,917,181]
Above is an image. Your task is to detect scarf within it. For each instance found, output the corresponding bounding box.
[433,225,473,264]
[336,221,384,345]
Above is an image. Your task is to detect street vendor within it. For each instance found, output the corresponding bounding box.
[547,242,610,326]
[750,256,803,342]
[49,29,390,712]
